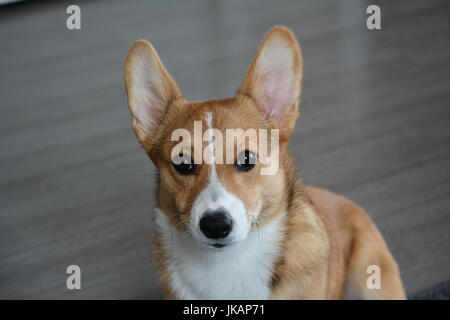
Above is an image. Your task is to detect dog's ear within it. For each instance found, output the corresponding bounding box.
[238,26,303,140]
[124,40,182,148]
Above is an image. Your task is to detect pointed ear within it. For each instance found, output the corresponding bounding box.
[238,26,303,140]
[124,40,182,148]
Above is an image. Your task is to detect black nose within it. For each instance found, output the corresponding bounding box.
[199,210,233,239]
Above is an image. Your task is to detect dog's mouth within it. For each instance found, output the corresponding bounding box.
[204,239,234,249]
[211,243,227,249]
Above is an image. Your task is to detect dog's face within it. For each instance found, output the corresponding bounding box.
[125,26,303,249]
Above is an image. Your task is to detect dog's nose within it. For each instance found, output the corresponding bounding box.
[199,210,233,239]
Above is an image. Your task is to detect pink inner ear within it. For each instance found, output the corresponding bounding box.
[261,67,292,118]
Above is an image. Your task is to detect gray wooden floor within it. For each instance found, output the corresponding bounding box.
[0,0,449,299]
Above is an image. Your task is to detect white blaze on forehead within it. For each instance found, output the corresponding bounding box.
[204,111,220,201]
[204,111,222,203]
[204,112,216,165]
[204,112,223,202]
[205,113,214,148]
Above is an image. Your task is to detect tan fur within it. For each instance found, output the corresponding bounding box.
[125,26,406,299]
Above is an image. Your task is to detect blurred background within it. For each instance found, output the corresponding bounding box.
[0,0,449,299]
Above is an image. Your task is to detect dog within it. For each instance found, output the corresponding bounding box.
[124,26,406,299]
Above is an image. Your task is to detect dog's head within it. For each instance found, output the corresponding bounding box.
[125,26,303,249]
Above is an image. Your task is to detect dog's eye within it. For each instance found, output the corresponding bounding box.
[172,154,195,175]
[236,150,257,172]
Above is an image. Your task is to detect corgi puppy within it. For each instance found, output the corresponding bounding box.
[124,26,406,299]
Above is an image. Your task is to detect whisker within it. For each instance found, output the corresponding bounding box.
[250,215,263,248]
[256,222,263,248]
[170,219,185,244]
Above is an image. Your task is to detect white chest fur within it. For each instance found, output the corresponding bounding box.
[155,209,286,299]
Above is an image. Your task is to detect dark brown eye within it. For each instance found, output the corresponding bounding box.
[236,150,257,172]
[172,153,195,175]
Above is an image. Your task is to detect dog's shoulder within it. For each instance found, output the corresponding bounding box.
[305,185,375,238]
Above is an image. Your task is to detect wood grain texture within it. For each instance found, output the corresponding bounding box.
[0,0,449,299]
